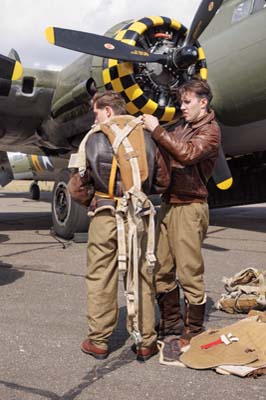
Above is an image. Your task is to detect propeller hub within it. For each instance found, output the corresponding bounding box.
[172,46,198,69]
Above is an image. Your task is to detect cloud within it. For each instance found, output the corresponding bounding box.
[1,0,201,69]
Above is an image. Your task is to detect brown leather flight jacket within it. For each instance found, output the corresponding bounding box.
[152,110,221,204]
[85,131,170,198]
[68,130,170,208]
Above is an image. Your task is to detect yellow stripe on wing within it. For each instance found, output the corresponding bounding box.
[31,155,43,173]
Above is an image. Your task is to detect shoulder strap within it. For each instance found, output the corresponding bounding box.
[100,116,148,192]
[68,123,102,176]
[110,121,142,190]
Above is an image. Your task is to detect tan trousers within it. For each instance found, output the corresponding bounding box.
[155,202,209,304]
[86,210,156,350]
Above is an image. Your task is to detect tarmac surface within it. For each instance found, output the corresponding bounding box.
[0,188,266,400]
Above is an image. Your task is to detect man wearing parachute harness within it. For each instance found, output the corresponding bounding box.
[143,79,221,351]
[68,91,169,361]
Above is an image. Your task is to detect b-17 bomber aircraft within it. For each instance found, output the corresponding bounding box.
[0,0,266,239]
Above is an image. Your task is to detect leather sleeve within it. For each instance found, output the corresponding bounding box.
[152,144,171,194]
[67,169,95,207]
[152,122,221,166]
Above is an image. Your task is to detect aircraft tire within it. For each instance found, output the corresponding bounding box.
[30,182,40,200]
[52,169,89,239]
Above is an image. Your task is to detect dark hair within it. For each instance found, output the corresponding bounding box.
[91,90,127,115]
[177,79,213,107]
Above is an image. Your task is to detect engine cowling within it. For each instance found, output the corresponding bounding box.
[102,16,207,122]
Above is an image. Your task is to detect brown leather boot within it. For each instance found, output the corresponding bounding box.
[181,301,206,343]
[157,286,183,338]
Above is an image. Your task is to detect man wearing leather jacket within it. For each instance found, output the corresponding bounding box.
[69,91,169,361]
[142,79,221,349]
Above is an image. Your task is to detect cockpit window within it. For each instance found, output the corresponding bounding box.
[22,77,35,94]
[232,0,252,23]
[252,0,266,13]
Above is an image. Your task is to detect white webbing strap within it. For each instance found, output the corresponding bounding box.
[109,121,156,344]
[111,123,136,153]
[68,123,101,176]
[111,122,141,272]
[115,197,128,273]
[111,122,141,190]
[126,186,156,273]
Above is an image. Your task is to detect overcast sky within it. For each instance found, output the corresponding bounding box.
[1,0,201,70]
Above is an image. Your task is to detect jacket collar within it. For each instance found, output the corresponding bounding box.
[185,109,215,130]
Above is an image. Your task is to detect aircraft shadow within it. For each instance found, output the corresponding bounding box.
[0,211,53,231]
[1,194,265,237]
[0,261,25,286]
[209,204,266,234]
[0,233,9,243]
[0,191,52,203]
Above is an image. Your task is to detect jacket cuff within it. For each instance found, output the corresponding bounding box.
[152,125,165,141]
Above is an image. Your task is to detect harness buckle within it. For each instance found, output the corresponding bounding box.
[131,330,143,345]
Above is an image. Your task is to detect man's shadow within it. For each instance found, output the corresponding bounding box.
[109,304,161,352]
[109,307,130,351]
[0,261,25,286]
[206,296,216,320]
[107,296,219,353]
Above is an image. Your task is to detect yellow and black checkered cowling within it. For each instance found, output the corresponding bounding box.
[102,16,207,122]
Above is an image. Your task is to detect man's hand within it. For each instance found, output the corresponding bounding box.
[142,114,160,132]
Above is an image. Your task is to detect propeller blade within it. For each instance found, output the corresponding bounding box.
[0,54,23,80]
[8,48,21,63]
[45,27,168,64]
[184,0,224,46]
[212,147,233,190]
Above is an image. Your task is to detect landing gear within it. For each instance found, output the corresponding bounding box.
[30,182,40,200]
[52,169,89,239]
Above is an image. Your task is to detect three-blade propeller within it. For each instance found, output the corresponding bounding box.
[45,0,224,68]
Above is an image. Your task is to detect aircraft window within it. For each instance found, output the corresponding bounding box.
[22,77,35,94]
[232,0,252,23]
[252,0,266,13]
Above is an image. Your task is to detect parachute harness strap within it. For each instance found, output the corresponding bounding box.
[110,120,156,345]
[70,124,100,176]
